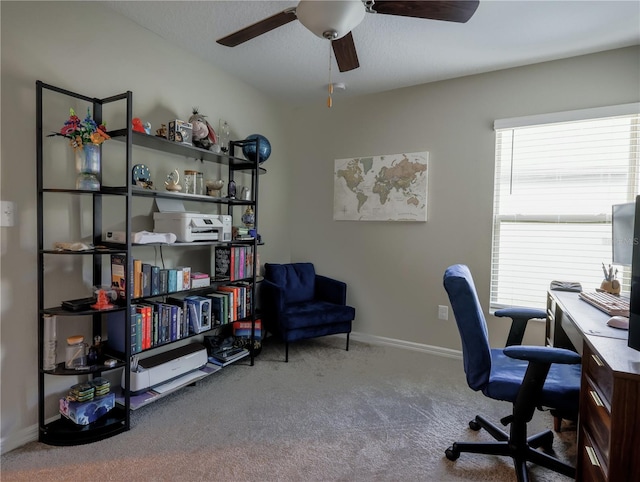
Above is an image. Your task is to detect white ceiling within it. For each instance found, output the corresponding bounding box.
[102,1,640,104]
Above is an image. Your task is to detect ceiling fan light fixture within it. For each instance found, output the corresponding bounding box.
[296,0,366,40]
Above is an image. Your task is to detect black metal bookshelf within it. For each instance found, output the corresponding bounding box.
[36,81,262,446]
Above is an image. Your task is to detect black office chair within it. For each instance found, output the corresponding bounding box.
[443,264,581,481]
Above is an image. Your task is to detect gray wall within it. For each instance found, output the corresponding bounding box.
[284,47,640,350]
[2,0,639,454]
[0,1,291,452]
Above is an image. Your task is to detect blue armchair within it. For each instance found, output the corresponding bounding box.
[443,264,581,481]
[260,263,355,362]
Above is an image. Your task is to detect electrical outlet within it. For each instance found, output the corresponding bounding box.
[438,305,449,320]
[1,201,15,227]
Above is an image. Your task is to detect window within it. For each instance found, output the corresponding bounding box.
[491,104,640,309]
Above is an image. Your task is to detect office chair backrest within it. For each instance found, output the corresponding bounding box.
[264,262,316,304]
[443,264,492,391]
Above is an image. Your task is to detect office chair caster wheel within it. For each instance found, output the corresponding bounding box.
[469,419,482,431]
[445,445,460,461]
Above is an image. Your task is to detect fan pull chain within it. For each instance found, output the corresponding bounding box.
[327,41,333,108]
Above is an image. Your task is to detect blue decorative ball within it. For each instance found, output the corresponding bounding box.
[242,134,271,164]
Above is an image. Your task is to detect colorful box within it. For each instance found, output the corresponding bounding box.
[190,272,211,289]
[59,392,115,425]
[167,119,192,145]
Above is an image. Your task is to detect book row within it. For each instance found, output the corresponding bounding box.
[111,254,211,300]
[106,282,255,355]
[213,245,256,281]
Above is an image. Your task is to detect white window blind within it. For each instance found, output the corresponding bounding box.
[491,105,640,309]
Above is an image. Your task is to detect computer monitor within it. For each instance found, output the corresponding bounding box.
[612,201,636,267]
[628,196,640,351]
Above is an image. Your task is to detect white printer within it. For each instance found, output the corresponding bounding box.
[153,212,232,242]
[124,343,208,394]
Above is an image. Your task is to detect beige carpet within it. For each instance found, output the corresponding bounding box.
[1,337,576,481]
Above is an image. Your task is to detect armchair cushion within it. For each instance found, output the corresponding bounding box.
[265,262,316,305]
[283,301,354,331]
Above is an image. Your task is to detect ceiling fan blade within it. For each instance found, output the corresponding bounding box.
[216,9,297,47]
[369,0,479,23]
[332,32,359,72]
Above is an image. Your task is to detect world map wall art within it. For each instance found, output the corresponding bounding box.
[333,151,428,222]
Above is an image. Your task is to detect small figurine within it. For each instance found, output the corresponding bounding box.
[132,117,146,133]
[156,124,167,138]
[144,122,152,135]
[165,169,182,192]
[227,180,236,199]
[91,287,116,310]
[189,108,217,150]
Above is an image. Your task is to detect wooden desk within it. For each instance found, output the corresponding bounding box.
[546,290,640,481]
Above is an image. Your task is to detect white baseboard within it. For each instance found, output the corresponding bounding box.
[349,331,463,360]
[1,423,39,455]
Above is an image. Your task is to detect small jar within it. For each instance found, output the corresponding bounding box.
[183,170,197,194]
[65,335,88,369]
[196,172,204,195]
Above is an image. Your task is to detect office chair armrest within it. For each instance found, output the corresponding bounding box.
[495,308,547,347]
[315,275,347,305]
[503,345,581,365]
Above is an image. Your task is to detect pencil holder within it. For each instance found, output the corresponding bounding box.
[600,279,621,295]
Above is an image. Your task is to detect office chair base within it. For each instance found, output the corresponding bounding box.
[445,415,574,481]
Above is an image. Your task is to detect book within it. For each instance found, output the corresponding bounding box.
[110,254,127,301]
[106,306,139,355]
[151,266,160,295]
[134,312,142,353]
[159,269,169,294]
[133,259,142,298]
[136,304,152,349]
[142,263,152,297]
[190,272,211,289]
[207,348,249,367]
[233,320,262,340]
[168,269,178,293]
[169,304,179,341]
[177,266,191,290]
[159,304,170,343]
[213,246,232,280]
[206,292,226,326]
[216,286,238,322]
[232,281,253,316]
[185,295,212,333]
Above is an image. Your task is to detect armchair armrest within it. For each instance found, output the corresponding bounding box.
[495,308,547,347]
[315,275,347,305]
[260,278,285,317]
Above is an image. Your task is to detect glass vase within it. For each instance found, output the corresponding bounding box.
[75,143,101,190]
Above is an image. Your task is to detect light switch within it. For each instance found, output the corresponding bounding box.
[1,201,15,227]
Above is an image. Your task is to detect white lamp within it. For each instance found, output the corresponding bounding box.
[296,0,366,40]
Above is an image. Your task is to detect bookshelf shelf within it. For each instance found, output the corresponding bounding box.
[42,360,126,376]
[36,81,261,446]
[40,407,127,446]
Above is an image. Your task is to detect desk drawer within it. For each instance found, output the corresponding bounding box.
[581,376,611,466]
[583,345,613,406]
[579,428,608,482]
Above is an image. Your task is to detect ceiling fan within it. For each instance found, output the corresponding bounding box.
[217,0,480,73]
